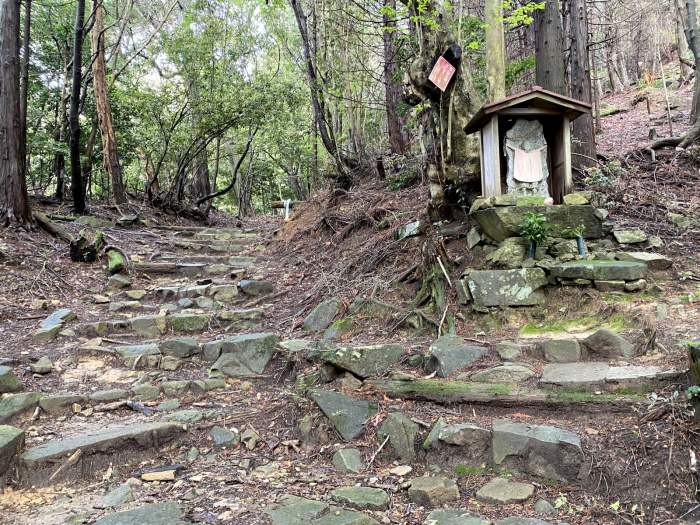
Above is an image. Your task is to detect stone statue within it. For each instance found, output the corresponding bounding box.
[504,119,551,199]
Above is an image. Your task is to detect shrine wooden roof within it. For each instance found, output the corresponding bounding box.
[464,86,592,135]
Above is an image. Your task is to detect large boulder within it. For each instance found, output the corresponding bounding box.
[208,333,280,377]
[408,476,460,507]
[425,421,491,468]
[582,329,634,358]
[378,412,419,462]
[491,419,583,481]
[0,367,22,393]
[309,389,376,441]
[472,204,604,242]
[467,269,548,307]
[303,298,341,332]
[424,335,488,377]
[541,339,582,363]
[321,344,403,378]
[0,425,24,477]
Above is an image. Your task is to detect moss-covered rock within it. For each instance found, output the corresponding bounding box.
[472,204,604,242]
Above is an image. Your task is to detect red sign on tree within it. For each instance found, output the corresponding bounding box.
[428,56,456,92]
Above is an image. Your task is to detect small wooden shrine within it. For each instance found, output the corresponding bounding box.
[464,86,592,204]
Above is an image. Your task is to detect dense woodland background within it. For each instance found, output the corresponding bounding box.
[0,0,698,225]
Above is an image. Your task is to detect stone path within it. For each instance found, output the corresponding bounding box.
[0,222,687,525]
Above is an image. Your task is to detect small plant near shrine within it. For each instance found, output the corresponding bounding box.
[562,224,587,256]
[519,212,549,257]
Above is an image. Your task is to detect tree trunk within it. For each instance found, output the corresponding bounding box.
[19,0,30,182]
[54,58,69,201]
[535,0,566,94]
[383,0,407,155]
[68,0,86,213]
[191,149,211,213]
[685,0,700,124]
[82,115,98,198]
[403,1,482,219]
[289,0,356,188]
[0,0,31,225]
[570,0,596,170]
[677,0,692,78]
[91,0,127,205]
[485,0,506,100]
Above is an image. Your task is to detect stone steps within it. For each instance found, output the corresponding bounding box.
[18,421,186,486]
[155,254,256,266]
[131,261,247,277]
[539,362,684,391]
[73,309,264,338]
[172,239,255,253]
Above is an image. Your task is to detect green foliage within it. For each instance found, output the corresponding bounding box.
[453,464,486,477]
[387,169,420,191]
[561,224,586,238]
[502,2,545,29]
[584,160,624,188]
[506,54,535,89]
[519,212,549,245]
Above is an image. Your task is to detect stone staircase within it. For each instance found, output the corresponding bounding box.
[0,223,689,525]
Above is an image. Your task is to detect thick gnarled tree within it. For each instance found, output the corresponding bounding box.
[0,0,31,225]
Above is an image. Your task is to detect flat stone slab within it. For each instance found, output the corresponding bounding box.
[540,362,676,391]
[468,269,548,307]
[476,477,534,504]
[330,486,390,510]
[93,502,191,525]
[495,516,564,525]
[470,363,535,383]
[549,260,647,281]
[321,344,403,378]
[0,392,41,424]
[423,510,490,525]
[265,495,379,525]
[309,389,376,441]
[492,419,583,481]
[20,422,186,483]
[616,251,671,270]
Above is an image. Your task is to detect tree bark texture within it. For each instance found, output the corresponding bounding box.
[485,0,506,101]
[535,0,566,94]
[91,0,127,204]
[569,0,596,169]
[69,0,86,213]
[0,0,31,225]
[383,0,407,155]
[19,0,30,181]
[685,0,700,123]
